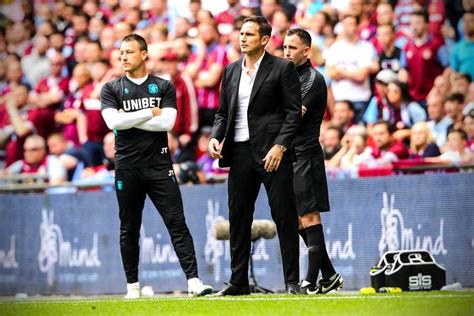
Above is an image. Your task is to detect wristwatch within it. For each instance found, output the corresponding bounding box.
[276,144,287,153]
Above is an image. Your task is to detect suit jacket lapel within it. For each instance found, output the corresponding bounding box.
[229,60,242,110]
[249,52,272,106]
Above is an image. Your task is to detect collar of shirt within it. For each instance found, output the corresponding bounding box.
[241,51,265,77]
[126,73,149,85]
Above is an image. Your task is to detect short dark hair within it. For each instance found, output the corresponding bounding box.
[326,124,344,140]
[448,128,467,140]
[243,15,272,38]
[444,92,465,105]
[343,14,360,25]
[389,80,412,102]
[336,100,355,112]
[377,23,395,33]
[374,120,395,135]
[411,9,429,23]
[122,33,148,51]
[286,28,312,47]
[454,72,472,83]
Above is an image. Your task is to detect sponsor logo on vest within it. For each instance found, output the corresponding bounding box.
[122,97,161,111]
[38,209,101,286]
[408,273,432,290]
[148,83,159,94]
[378,192,447,256]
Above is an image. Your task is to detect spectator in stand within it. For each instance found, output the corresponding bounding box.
[77,131,116,183]
[21,35,50,87]
[196,126,227,183]
[259,0,280,23]
[326,14,376,123]
[339,133,374,170]
[363,69,397,127]
[443,92,465,131]
[227,26,243,63]
[3,59,31,93]
[168,131,204,185]
[376,24,402,73]
[5,22,33,57]
[160,50,199,146]
[385,80,426,130]
[88,12,109,42]
[426,129,473,165]
[399,9,449,108]
[216,0,242,26]
[450,72,471,97]
[330,100,355,133]
[370,120,408,165]
[463,109,474,151]
[47,133,89,181]
[329,124,373,169]
[84,40,104,64]
[450,12,474,80]
[427,74,451,99]
[172,17,192,40]
[47,31,73,61]
[184,22,228,128]
[99,26,118,59]
[306,10,336,54]
[322,125,343,161]
[350,0,377,42]
[374,2,407,50]
[408,121,441,159]
[79,61,111,167]
[6,134,66,185]
[269,10,292,54]
[55,63,91,148]
[426,93,453,148]
[28,52,69,112]
[2,85,34,166]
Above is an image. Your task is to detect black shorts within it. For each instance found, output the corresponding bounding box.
[293,155,330,216]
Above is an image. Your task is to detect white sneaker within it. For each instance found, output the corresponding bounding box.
[124,282,140,299]
[188,278,213,297]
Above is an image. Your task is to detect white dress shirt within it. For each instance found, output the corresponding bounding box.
[234,52,265,142]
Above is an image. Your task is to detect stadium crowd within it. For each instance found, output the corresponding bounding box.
[0,0,473,187]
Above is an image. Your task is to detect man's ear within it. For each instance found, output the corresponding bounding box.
[261,35,270,46]
[142,50,148,61]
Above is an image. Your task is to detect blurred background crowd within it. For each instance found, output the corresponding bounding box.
[0,0,473,188]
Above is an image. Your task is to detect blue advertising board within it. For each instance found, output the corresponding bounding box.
[0,173,472,295]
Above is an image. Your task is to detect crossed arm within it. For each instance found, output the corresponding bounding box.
[101,107,177,132]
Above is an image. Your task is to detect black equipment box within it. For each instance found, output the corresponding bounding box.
[370,250,446,291]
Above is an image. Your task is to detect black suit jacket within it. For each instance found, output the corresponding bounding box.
[211,52,302,167]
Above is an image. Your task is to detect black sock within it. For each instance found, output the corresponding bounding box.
[318,225,336,280]
[305,224,324,285]
[299,229,308,246]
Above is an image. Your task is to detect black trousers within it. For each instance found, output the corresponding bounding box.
[227,142,299,286]
[115,166,198,283]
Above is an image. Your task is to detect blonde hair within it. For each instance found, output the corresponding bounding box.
[410,121,434,153]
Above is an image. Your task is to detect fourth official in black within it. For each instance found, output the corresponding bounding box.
[283,28,344,294]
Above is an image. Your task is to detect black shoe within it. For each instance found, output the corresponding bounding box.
[212,283,251,296]
[314,273,344,294]
[299,280,316,294]
[286,282,300,294]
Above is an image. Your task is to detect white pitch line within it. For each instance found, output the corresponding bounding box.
[7,293,472,304]
[204,294,471,301]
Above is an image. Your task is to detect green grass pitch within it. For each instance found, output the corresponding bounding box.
[0,291,473,316]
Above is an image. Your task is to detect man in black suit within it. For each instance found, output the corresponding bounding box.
[208,16,302,295]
